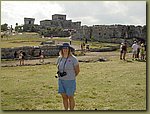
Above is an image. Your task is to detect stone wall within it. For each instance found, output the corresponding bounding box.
[73,25,146,43]
[23,14,146,43]
[1,45,60,59]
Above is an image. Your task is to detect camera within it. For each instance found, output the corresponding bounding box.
[55,71,67,78]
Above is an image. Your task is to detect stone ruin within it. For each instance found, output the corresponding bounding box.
[1,45,60,59]
[40,14,81,30]
[22,14,146,44]
[2,14,146,60]
[73,25,146,44]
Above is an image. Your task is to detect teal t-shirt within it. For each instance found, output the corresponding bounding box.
[56,55,78,80]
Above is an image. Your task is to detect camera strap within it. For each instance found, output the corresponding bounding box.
[57,48,71,72]
[57,57,68,72]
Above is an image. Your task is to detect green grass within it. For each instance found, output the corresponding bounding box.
[1,57,146,110]
[1,33,48,48]
[1,33,119,48]
[1,33,146,110]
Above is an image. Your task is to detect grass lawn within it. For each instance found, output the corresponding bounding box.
[1,33,119,49]
[1,33,48,48]
[1,56,146,110]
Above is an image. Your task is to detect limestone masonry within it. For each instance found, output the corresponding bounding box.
[23,14,146,42]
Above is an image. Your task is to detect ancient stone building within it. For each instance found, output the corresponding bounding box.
[40,14,81,29]
[22,14,146,43]
[23,18,37,32]
[24,18,35,25]
[52,14,66,20]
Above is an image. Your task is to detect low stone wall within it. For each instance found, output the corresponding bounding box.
[90,45,120,52]
[1,45,60,59]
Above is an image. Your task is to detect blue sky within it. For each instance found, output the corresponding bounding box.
[1,1,146,28]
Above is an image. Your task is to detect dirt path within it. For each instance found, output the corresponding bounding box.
[1,39,81,67]
[1,51,131,67]
[1,39,132,67]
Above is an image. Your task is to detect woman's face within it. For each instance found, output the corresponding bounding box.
[62,47,69,55]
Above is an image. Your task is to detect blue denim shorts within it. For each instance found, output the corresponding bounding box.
[58,79,76,96]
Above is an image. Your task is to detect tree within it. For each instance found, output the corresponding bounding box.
[142,25,146,33]
[1,23,8,31]
[142,25,146,41]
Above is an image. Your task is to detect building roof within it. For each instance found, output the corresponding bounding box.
[24,17,35,20]
[52,14,66,16]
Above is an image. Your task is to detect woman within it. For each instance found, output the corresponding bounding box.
[56,43,80,110]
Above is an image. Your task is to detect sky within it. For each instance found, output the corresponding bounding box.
[1,1,146,28]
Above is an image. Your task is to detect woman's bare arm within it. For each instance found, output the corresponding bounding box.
[74,64,80,76]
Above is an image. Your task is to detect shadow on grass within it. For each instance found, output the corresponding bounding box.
[136,60,146,62]
[125,60,133,62]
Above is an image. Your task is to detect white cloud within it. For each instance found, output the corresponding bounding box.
[58,1,146,26]
[1,1,146,28]
[1,1,64,27]
[103,1,128,16]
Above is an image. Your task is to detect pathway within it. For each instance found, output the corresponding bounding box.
[1,51,133,67]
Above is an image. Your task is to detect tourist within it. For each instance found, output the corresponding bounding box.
[144,43,147,60]
[39,50,44,63]
[120,42,127,60]
[56,43,80,110]
[69,38,72,45]
[136,41,141,59]
[122,42,127,60]
[120,43,123,60]
[19,50,25,65]
[132,41,139,60]
[140,43,145,60]
[69,31,72,45]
